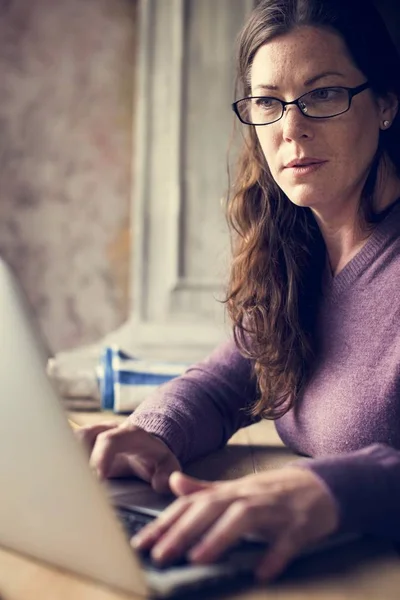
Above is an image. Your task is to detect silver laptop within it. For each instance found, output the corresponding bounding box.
[0,260,359,597]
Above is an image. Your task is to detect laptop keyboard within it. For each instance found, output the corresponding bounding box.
[117,507,155,538]
[117,507,191,570]
[116,507,266,572]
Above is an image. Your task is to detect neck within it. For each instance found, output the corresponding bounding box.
[312,164,400,277]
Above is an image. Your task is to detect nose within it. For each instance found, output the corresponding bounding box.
[281,104,314,142]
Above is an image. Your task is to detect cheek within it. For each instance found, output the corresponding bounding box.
[333,117,380,176]
[255,130,281,178]
[332,96,382,155]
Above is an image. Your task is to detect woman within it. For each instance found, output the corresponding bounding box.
[79,0,400,581]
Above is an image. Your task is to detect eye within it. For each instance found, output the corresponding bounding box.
[253,97,279,110]
[309,87,342,102]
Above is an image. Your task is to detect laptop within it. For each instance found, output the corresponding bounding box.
[0,259,359,598]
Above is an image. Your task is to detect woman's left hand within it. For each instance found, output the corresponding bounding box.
[131,466,339,581]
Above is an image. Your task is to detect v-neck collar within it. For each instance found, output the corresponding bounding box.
[323,197,400,302]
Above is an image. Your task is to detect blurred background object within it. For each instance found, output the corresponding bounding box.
[1,0,399,382]
[0,0,256,365]
[0,0,136,352]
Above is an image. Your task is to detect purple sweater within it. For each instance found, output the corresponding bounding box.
[130,201,400,541]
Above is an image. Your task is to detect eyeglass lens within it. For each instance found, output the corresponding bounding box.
[238,87,350,125]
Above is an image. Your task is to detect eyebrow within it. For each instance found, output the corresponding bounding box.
[253,71,345,93]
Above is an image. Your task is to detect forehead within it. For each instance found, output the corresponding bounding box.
[251,26,361,90]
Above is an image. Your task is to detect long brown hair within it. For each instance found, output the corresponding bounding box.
[226,0,400,419]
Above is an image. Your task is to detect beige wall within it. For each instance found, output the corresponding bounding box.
[0,0,136,352]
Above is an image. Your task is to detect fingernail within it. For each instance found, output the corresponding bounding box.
[152,547,166,562]
[188,546,203,561]
[131,535,144,549]
[90,466,102,479]
[131,529,155,548]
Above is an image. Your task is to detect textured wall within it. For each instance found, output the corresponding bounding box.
[0,0,136,352]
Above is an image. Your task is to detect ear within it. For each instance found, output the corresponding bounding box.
[377,92,398,130]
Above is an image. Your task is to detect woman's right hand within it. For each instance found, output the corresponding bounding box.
[76,421,181,494]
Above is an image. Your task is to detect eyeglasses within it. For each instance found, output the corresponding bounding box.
[232,82,370,126]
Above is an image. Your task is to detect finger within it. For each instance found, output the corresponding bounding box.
[75,422,119,454]
[152,458,182,494]
[132,496,192,550]
[255,535,298,581]
[150,493,230,564]
[133,481,251,557]
[102,453,151,480]
[168,472,213,496]
[188,499,256,563]
[90,425,149,477]
[133,484,227,551]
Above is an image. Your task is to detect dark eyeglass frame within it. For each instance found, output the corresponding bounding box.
[232,81,370,125]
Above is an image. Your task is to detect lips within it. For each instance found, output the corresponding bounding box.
[284,158,326,169]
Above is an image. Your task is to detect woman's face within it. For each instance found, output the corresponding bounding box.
[251,26,396,218]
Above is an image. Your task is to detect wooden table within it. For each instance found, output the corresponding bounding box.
[0,414,399,600]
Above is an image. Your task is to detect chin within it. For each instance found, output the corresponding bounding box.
[281,187,322,209]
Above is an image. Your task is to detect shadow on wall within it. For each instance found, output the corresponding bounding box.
[0,0,137,352]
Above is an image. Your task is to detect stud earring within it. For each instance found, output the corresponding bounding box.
[383,120,390,128]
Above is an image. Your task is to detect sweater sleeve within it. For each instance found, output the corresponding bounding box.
[128,338,259,464]
[296,443,400,541]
